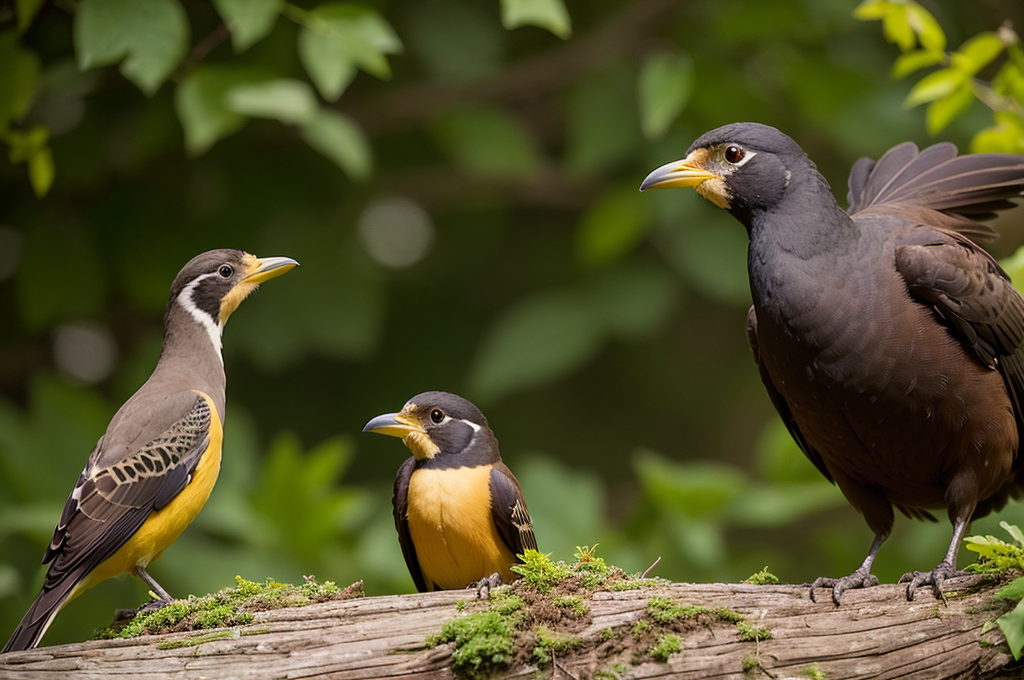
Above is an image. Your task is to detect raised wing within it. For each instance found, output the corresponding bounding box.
[489,463,537,559]
[847,141,1024,243]
[392,456,428,592]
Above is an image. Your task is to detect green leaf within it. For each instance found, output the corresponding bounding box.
[998,598,1024,660]
[891,49,944,79]
[0,33,40,128]
[16,0,46,32]
[298,2,403,100]
[925,83,973,134]
[993,63,1024,105]
[634,450,748,519]
[905,2,945,52]
[27,143,54,197]
[1002,521,1024,547]
[213,0,282,53]
[299,108,372,181]
[224,79,319,124]
[435,106,542,178]
[951,32,1004,76]
[995,576,1024,602]
[586,262,677,341]
[500,0,571,39]
[175,66,265,155]
[565,63,641,176]
[971,112,1024,154]
[903,67,965,108]
[852,0,894,21]
[576,185,652,267]
[637,52,694,140]
[6,125,53,196]
[468,289,602,404]
[881,4,914,52]
[74,0,189,96]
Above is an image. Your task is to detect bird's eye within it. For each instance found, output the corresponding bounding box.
[724,145,744,164]
[430,409,445,424]
[218,265,234,278]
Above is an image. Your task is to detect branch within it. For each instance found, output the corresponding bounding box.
[1,575,1018,679]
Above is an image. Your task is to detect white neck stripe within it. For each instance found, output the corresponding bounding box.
[177,273,224,362]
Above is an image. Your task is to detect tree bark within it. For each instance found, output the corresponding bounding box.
[0,574,1018,680]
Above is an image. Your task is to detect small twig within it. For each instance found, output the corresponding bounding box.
[641,556,662,580]
[184,23,231,70]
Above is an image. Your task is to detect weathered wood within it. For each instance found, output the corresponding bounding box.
[0,575,1018,680]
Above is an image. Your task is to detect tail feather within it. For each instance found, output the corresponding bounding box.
[2,574,81,653]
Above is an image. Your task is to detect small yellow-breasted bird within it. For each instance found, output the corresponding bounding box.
[3,249,297,652]
[363,391,537,594]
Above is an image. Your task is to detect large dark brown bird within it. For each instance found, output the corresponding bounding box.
[641,122,1024,604]
[363,391,537,594]
[3,249,297,652]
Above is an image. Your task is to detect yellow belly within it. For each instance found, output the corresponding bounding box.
[72,392,223,599]
[406,465,517,591]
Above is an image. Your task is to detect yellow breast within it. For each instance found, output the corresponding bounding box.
[406,465,517,591]
[76,392,223,596]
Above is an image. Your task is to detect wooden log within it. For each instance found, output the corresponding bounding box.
[0,574,1018,680]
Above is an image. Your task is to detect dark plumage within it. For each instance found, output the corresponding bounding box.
[641,122,1024,604]
[363,391,537,594]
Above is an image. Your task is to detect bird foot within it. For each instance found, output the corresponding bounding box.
[808,567,879,606]
[899,561,965,602]
[134,598,174,615]
[469,573,503,599]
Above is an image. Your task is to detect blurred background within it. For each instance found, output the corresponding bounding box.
[3,0,1024,647]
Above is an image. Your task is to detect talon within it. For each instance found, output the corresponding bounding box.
[808,568,878,605]
[900,562,962,601]
[469,572,503,599]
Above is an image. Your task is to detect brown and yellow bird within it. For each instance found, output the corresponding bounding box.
[363,391,537,594]
[3,249,297,652]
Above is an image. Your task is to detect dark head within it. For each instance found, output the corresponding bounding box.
[363,391,496,463]
[640,123,816,222]
[166,249,299,334]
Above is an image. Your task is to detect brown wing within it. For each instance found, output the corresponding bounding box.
[4,392,213,652]
[746,306,833,483]
[847,141,1024,242]
[489,463,537,558]
[392,457,427,593]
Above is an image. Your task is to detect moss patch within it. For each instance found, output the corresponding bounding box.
[736,621,773,642]
[742,567,780,586]
[98,575,363,640]
[649,633,681,662]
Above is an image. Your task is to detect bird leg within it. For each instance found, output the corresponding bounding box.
[809,532,886,605]
[899,516,969,602]
[469,572,504,599]
[132,565,174,605]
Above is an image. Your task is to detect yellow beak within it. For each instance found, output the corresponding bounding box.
[362,412,425,438]
[242,256,300,285]
[639,159,720,191]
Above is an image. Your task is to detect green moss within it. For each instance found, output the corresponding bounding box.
[510,549,572,592]
[97,575,361,640]
[632,619,651,636]
[572,545,611,588]
[428,610,516,678]
[155,630,233,649]
[646,597,689,623]
[532,626,583,665]
[456,600,466,612]
[802,663,826,680]
[488,590,524,617]
[649,633,681,662]
[553,594,589,618]
[736,621,773,642]
[605,576,665,591]
[715,607,744,623]
[742,655,758,672]
[742,567,780,586]
[599,627,620,642]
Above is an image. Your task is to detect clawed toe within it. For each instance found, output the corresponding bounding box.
[135,598,173,615]
[809,569,879,605]
[899,562,963,602]
[469,573,504,599]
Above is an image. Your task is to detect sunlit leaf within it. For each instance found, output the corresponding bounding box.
[16,0,46,32]
[903,67,965,107]
[213,0,282,53]
[925,83,973,134]
[852,0,893,21]
[74,0,189,96]
[881,4,913,52]
[891,49,944,79]
[6,125,53,197]
[634,450,748,519]
[468,289,602,404]
[175,65,265,155]
[500,0,571,39]
[637,51,694,140]
[27,144,54,197]
[905,2,945,52]
[951,32,1004,76]
[0,32,41,128]
[993,63,1024,104]
[298,2,402,100]
[224,79,319,124]
[576,186,652,267]
[299,108,372,181]
[995,576,1024,602]
[435,106,542,178]
[998,598,1024,660]
[971,112,1024,154]
[1003,521,1024,547]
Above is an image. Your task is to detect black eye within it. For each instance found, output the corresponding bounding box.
[430,409,445,424]
[724,145,744,164]
[218,265,234,278]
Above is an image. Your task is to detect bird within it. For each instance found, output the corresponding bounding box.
[3,249,298,652]
[640,122,1024,605]
[363,391,537,595]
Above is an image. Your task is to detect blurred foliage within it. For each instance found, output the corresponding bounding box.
[2,0,1024,649]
